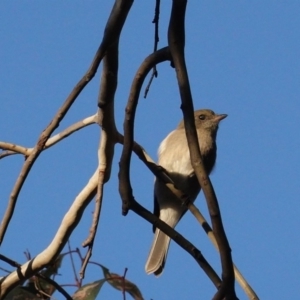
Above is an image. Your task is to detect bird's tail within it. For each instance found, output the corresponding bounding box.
[145,228,171,276]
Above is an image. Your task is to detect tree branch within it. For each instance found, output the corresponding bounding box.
[0,0,133,246]
[144,0,161,98]
[81,38,120,277]
[119,46,171,215]
[168,1,236,299]
[0,0,133,296]
[0,114,97,158]
[131,200,221,288]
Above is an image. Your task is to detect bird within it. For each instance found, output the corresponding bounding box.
[145,109,227,276]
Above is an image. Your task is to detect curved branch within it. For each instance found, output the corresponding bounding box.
[168,1,236,299]
[118,46,171,215]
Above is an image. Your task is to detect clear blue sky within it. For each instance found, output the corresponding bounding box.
[1,1,299,299]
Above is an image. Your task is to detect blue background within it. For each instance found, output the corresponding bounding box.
[0,1,299,299]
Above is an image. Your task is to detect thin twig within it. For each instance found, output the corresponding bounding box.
[0,150,17,159]
[153,0,160,51]
[42,114,97,149]
[0,267,11,274]
[79,247,92,280]
[67,240,80,286]
[0,115,97,158]
[144,0,160,98]
[0,254,20,268]
[80,169,104,279]
[122,268,128,300]
[81,171,105,249]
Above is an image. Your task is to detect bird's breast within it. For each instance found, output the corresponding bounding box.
[158,130,193,175]
[157,129,216,175]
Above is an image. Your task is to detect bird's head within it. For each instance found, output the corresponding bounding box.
[178,109,227,135]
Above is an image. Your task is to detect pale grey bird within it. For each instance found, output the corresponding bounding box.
[145,109,227,276]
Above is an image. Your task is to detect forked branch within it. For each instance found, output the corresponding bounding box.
[0,0,133,246]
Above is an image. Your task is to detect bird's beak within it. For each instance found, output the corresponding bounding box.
[214,114,228,123]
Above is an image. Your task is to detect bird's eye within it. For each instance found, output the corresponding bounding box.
[199,114,206,120]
